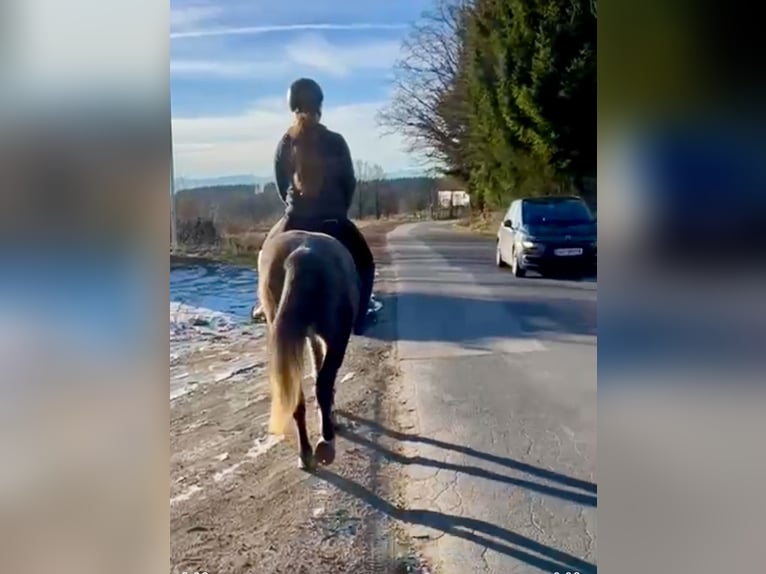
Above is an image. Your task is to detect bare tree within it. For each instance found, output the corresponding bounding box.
[369,164,386,219]
[377,0,471,180]
[354,159,372,218]
[352,160,389,219]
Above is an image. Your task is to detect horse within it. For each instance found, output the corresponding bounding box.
[257,229,360,471]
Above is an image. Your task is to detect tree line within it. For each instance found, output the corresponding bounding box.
[378,0,596,211]
[173,165,441,241]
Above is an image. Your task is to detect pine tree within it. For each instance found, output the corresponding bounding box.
[462,0,596,208]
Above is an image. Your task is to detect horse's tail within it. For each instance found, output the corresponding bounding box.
[268,246,318,435]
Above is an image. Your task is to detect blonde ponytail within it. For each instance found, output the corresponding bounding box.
[287,112,324,198]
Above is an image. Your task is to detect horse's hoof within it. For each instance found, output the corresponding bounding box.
[315,439,336,466]
[298,451,316,472]
[250,304,266,323]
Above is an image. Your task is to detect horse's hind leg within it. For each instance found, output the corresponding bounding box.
[314,334,350,466]
[308,334,326,382]
[293,390,315,471]
[309,334,338,429]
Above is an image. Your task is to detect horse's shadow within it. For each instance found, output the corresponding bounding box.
[335,410,597,498]
[337,423,597,507]
[322,411,598,573]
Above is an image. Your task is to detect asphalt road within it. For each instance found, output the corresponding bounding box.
[387,221,597,574]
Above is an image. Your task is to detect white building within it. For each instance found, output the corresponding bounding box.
[437,190,471,208]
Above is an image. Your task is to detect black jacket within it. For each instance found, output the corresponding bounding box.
[273,126,356,220]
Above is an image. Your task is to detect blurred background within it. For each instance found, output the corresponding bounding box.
[1,1,169,573]
[599,0,766,572]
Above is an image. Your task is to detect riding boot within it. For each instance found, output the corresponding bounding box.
[353,264,375,335]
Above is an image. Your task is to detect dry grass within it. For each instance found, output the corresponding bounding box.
[174,216,410,267]
[352,212,428,229]
[221,217,407,265]
[221,230,268,257]
[454,210,504,237]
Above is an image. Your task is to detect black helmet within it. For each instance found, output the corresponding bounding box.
[287,78,323,112]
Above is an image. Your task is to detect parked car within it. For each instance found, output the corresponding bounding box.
[496,196,597,277]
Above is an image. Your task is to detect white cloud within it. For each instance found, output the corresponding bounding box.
[172,98,418,177]
[170,3,222,31]
[170,59,284,78]
[172,35,401,79]
[284,34,401,77]
[171,22,406,40]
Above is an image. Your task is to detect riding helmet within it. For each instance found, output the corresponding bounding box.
[287,78,324,112]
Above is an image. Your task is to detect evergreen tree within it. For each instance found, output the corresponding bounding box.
[381,0,596,211]
[463,0,596,207]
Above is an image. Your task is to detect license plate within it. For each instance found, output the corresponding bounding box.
[554,248,583,256]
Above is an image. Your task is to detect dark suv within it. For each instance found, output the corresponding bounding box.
[496,196,597,277]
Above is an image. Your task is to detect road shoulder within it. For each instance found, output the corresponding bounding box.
[170,221,432,574]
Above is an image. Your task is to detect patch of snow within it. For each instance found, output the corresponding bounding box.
[169,301,267,400]
[170,301,236,340]
[213,461,245,482]
[368,293,383,314]
[211,435,282,483]
[170,381,198,401]
[171,484,202,505]
[213,361,263,383]
[214,370,234,382]
[246,434,282,459]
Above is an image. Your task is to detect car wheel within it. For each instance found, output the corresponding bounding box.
[511,247,526,278]
[496,242,507,268]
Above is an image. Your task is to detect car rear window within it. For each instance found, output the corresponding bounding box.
[522,199,594,224]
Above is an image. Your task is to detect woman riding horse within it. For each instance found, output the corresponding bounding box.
[263,78,376,335]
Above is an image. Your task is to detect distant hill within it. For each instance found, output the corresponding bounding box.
[175,167,429,191]
[386,168,429,179]
[175,174,270,190]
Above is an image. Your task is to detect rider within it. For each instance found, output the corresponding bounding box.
[264,77,376,335]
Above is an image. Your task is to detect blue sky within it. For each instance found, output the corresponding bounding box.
[171,0,434,179]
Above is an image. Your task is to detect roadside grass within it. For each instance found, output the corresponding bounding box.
[172,216,415,267]
[219,230,268,266]
[454,210,504,237]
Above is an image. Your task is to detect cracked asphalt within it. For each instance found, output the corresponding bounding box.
[387,222,597,574]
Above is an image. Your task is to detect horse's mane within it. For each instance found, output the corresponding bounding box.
[287,113,325,198]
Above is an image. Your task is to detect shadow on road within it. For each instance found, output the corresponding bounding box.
[325,412,597,572]
[390,275,596,287]
[337,411,596,496]
[315,465,597,574]
[338,422,596,507]
[366,291,596,345]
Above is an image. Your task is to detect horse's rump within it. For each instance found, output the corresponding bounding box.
[258,230,359,435]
